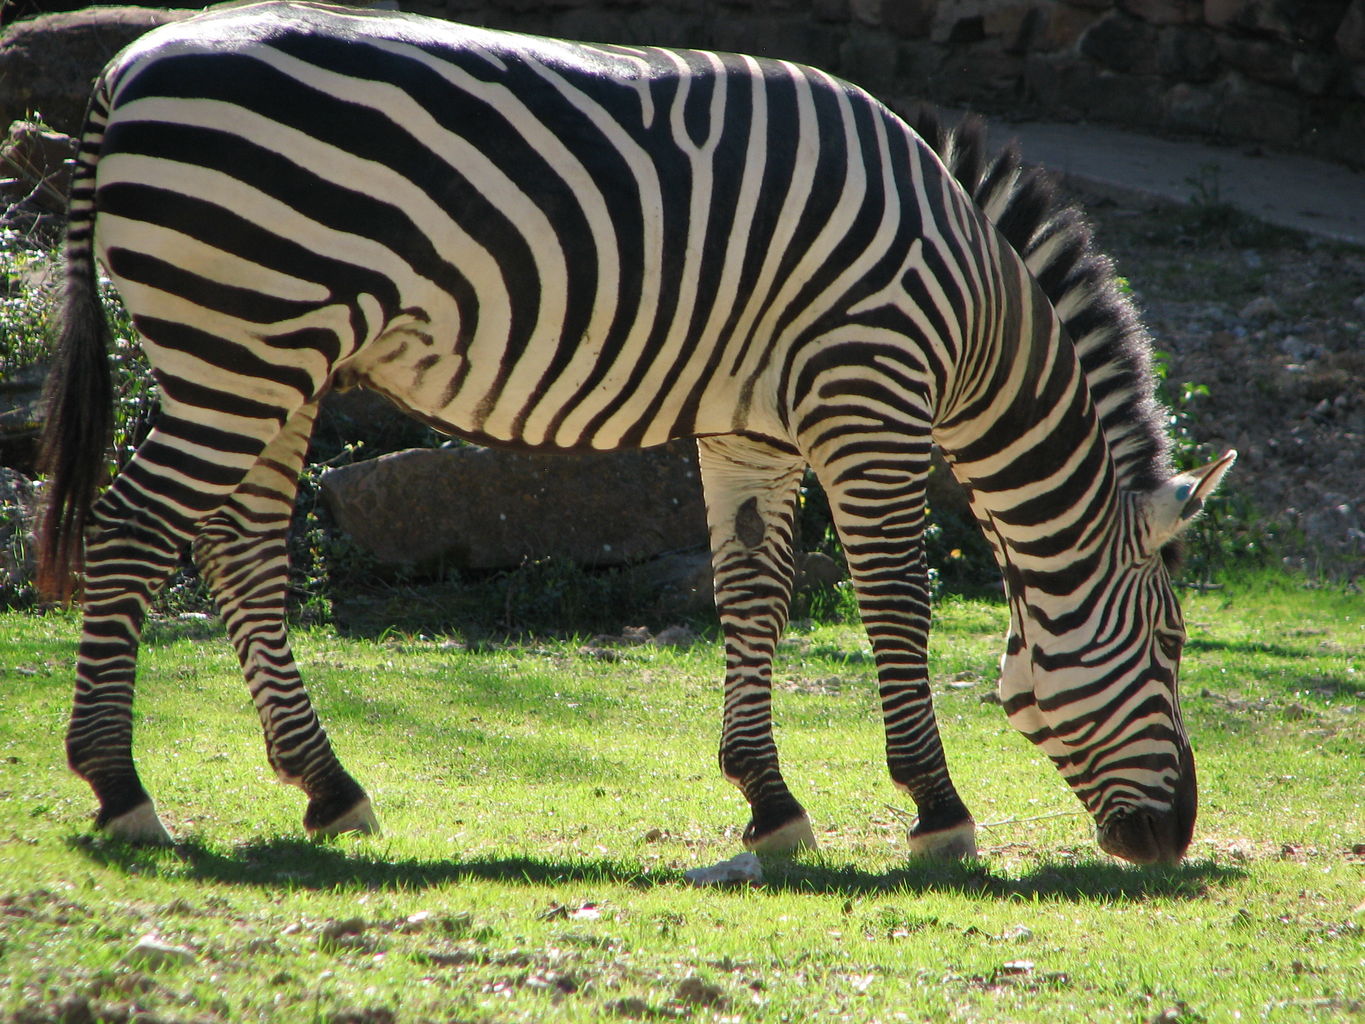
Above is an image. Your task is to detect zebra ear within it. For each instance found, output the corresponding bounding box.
[1140,449,1238,555]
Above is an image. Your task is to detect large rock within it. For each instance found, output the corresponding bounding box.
[1338,0,1365,62]
[319,441,708,571]
[0,121,74,212]
[0,468,37,602]
[1203,0,1350,46]
[0,362,47,477]
[0,121,75,241]
[0,7,193,136]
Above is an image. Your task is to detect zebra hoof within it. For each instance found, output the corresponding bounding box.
[309,797,380,838]
[744,814,819,854]
[101,800,174,846]
[906,818,977,860]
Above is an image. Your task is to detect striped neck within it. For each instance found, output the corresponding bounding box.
[931,242,1126,614]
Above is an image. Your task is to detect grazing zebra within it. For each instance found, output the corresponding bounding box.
[39,0,1234,864]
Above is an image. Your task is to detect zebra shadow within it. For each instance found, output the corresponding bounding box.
[67,835,1242,902]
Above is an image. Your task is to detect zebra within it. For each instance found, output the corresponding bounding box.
[38,0,1235,865]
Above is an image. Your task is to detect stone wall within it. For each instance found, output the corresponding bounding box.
[406,0,1365,167]
[4,1,1363,165]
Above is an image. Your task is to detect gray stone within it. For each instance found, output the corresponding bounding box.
[1290,52,1342,96]
[0,7,194,136]
[682,852,764,886]
[319,441,707,571]
[623,547,714,618]
[1118,0,1201,23]
[930,39,1025,101]
[1204,0,1349,46]
[797,550,846,588]
[1024,52,1101,117]
[837,27,901,92]
[1239,295,1282,321]
[849,0,882,27]
[1216,73,1302,146]
[120,934,196,969]
[0,363,47,478]
[1156,26,1219,80]
[812,0,851,23]
[1163,82,1220,130]
[883,0,936,37]
[1033,4,1105,51]
[0,122,75,215]
[1215,35,1297,89]
[1336,0,1365,61]
[0,468,37,600]
[1079,12,1159,75]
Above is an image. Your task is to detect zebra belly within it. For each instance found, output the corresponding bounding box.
[339,312,767,453]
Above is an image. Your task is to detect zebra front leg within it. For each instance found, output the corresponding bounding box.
[697,436,814,853]
[819,458,977,860]
[192,404,375,838]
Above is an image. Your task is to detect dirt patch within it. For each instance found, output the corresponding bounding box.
[1081,194,1365,580]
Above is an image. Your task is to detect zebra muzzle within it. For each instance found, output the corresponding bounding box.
[1096,748,1198,865]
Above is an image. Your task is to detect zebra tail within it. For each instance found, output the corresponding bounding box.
[36,89,114,604]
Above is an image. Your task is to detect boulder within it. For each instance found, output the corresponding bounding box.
[0,7,194,136]
[1338,0,1365,62]
[0,121,75,241]
[319,440,708,572]
[0,468,37,601]
[0,362,47,477]
[1204,0,1349,47]
[1118,0,1201,24]
[1079,11,1160,75]
[0,121,75,213]
[1156,26,1219,80]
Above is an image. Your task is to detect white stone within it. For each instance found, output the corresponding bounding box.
[122,934,196,969]
[683,852,765,887]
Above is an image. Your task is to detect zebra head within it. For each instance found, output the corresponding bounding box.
[996,451,1237,865]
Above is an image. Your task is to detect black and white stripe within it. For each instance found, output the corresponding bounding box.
[39,1,1232,862]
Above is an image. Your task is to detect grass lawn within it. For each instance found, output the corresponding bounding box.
[1,574,1361,1023]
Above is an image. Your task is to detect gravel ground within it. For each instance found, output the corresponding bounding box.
[1079,192,1365,582]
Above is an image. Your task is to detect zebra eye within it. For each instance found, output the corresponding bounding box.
[1157,632,1182,660]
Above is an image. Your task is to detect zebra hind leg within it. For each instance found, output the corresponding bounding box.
[191,402,376,838]
[66,413,290,844]
[696,435,815,854]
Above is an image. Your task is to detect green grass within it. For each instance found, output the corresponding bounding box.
[2,575,1362,1023]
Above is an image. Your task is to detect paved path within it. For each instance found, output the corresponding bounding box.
[985,118,1365,248]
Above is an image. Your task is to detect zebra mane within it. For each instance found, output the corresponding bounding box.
[912,107,1173,498]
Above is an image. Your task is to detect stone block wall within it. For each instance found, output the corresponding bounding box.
[3,0,1363,165]
[401,0,1365,167]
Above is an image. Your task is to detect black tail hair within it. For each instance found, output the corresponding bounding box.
[36,93,114,603]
